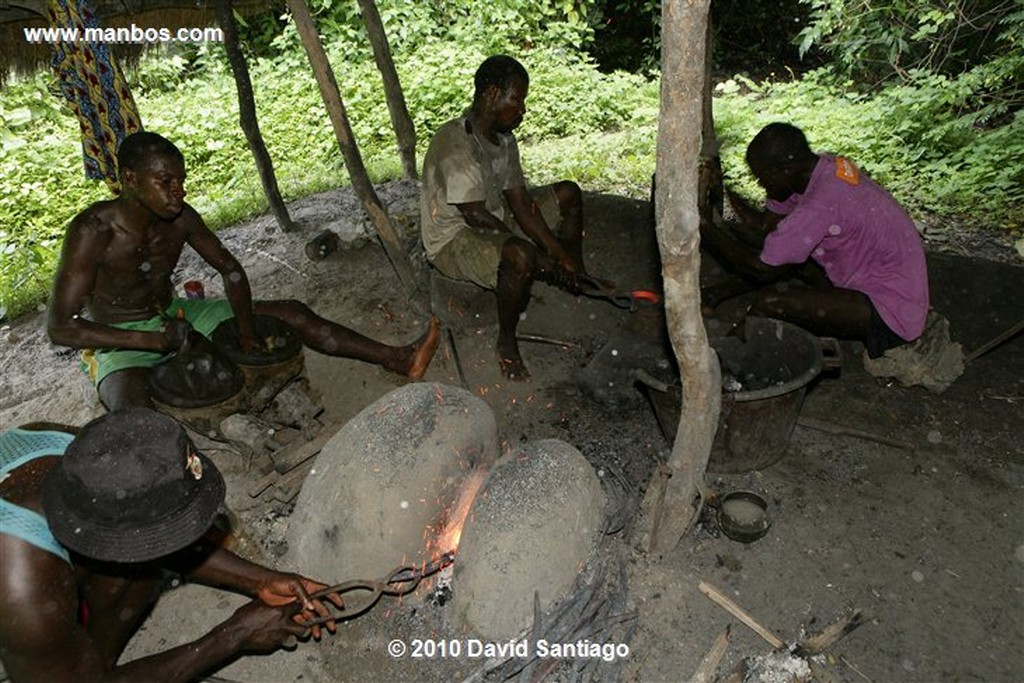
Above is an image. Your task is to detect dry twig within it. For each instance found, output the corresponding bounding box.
[697,581,786,650]
[687,625,731,683]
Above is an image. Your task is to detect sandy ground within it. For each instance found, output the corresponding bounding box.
[1,182,1021,682]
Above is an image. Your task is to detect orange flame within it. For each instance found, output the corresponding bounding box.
[432,468,487,555]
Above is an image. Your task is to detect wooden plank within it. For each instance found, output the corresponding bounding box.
[269,421,339,473]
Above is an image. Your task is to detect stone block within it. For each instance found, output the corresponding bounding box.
[284,382,499,581]
[452,438,605,640]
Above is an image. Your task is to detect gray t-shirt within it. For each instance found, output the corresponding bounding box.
[420,116,525,259]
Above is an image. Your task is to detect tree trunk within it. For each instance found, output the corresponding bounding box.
[286,0,419,292]
[215,0,295,232]
[641,0,720,558]
[699,14,723,222]
[357,0,417,181]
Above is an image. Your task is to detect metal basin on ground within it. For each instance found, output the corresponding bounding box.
[709,316,824,472]
[642,316,824,473]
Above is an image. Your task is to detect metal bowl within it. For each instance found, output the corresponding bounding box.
[212,314,301,366]
[717,490,771,543]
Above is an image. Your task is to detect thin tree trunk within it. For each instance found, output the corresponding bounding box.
[215,0,295,232]
[699,14,723,221]
[286,0,419,292]
[641,0,720,557]
[357,0,417,181]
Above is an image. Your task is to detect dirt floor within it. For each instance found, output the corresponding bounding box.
[1,182,1021,683]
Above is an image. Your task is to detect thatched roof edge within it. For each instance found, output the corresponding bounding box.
[0,1,282,85]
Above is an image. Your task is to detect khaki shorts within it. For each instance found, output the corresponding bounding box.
[431,185,563,289]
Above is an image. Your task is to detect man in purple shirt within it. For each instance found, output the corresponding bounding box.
[700,122,929,357]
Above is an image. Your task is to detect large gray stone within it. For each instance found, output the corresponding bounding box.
[285,382,499,581]
[452,439,606,640]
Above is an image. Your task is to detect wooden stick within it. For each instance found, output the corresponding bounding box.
[272,459,317,502]
[687,625,731,683]
[516,333,577,348]
[794,609,864,657]
[965,319,1024,363]
[446,328,469,389]
[646,464,673,554]
[697,581,786,650]
[270,420,339,473]
[797,416,914,450]
[635,368,672,393]
[841,655,874,682]
[247,470,278,498]
[247,421,340,497]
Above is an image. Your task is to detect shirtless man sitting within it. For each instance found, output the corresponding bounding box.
[48,131,440,410]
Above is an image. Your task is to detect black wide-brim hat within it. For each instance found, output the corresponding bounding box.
[42,408,225,564]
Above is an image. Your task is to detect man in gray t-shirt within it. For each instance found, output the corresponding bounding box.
[421,55,592,381]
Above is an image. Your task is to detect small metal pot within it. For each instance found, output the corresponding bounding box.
[717,490,771,543]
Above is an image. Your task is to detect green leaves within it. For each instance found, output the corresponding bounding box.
[1,1,1020,320]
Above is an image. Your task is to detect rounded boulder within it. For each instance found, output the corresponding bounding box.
[285,382,499,580]
[452,438,605,640]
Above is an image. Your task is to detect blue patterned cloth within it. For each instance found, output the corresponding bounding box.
[0,428,74,562]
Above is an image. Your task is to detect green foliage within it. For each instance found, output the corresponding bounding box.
[586,0,821,77]
[797,0,1021,83]
[266,0,594,66]
[0,72,105,318]
[127,48,190,94]
[588,0,662,74]
[1,1,1021,321]
[791,2,1023,220]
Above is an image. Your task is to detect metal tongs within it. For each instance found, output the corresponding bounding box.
[577,274,660,311]
[304,551,456,624]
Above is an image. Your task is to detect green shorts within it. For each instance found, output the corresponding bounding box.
[431,185,563,289]
[81,298,235,386]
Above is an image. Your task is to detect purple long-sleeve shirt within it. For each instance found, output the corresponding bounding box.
[760,155,929,341]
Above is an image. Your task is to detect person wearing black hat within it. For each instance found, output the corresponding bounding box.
[0,408,341,682]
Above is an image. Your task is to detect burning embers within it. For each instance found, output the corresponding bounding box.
[451,439,606,639]
[423,467,488,605]
[427,467,488,557]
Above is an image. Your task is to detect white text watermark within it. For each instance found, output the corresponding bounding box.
[23,24,224,45]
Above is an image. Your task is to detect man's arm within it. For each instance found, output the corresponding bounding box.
[455,200,514,235]
[180,207,257,344]
[0,539,312,683]
[726,188,782,239]
[503,185,578,272]
[180,540,340,637]
[47,214,179,352]
[700,214,795,284]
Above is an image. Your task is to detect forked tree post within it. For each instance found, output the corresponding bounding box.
[215,0,296,232]
[640,0,721,557]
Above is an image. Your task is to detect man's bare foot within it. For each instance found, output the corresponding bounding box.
[498,354,531,381]
[404,317,441,381]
